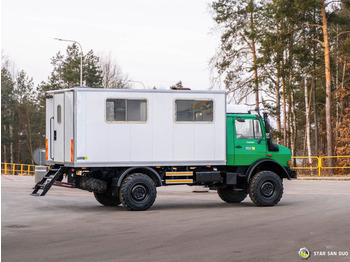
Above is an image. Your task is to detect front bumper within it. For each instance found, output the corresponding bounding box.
[288,168,297,179]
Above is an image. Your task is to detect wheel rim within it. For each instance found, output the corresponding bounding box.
[260,181,275,198]
[131,184,148,202]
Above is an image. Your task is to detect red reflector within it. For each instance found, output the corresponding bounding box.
[71,139,74,162]
[54,182,74,188]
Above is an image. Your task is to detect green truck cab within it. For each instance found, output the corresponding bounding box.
[227,112,292,168]
[222,110,296,206]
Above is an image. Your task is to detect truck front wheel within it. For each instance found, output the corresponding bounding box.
[217,186,247,203]
[119,173,157,211]
[249,171,283,207]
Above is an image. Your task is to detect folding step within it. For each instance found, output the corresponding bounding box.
[31,166,68,196]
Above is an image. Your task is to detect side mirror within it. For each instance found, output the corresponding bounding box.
[263,112,271,133]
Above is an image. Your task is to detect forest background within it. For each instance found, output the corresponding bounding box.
[1,0,350,171]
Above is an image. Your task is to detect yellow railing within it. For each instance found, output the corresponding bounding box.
[2,157,350,177]
[1,163,36,176]
[291,156,350,176]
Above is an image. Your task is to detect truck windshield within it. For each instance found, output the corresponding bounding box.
[235,119,262,139]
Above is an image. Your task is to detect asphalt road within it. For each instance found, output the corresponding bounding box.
[2,175,350,262]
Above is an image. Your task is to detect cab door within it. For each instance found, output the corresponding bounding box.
[53,93,65,163]
[233,117,267,166]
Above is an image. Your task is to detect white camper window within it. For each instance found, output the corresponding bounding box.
[175,100,213,122]
[106,99,147,122]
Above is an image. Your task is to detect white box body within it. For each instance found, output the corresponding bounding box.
[45,88,226,167]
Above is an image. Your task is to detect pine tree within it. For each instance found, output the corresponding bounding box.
[41,43,103,91]
[210,0,262,106]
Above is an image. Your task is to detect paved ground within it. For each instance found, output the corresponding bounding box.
[2,175,350,262]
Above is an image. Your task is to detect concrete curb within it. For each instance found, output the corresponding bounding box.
[297,176,350,181]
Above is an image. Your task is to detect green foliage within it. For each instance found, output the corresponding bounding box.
[1,66,15,158]
[342,39,350,54]
[1,61,44,164]
[83,50,103,88]
[42,43,103,91]
[212,0,350,157]
[2,44,128,164]
[211,0,263,103]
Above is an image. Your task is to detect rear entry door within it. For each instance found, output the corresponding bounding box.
[53,93,65,163]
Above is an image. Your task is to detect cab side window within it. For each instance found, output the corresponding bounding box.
[235,119,262,139]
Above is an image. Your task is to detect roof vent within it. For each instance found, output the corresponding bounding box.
[170,87,191,90]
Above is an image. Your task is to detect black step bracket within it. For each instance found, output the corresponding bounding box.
[31,166,68,196]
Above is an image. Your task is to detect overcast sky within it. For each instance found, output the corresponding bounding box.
[1,0,220,90]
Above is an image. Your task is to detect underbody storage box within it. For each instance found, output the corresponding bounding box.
[195,171,222,183]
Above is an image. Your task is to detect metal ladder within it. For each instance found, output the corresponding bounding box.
[31,166,68,196]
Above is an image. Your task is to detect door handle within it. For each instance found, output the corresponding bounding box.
[235,145,242,148]
[50,117,54,159]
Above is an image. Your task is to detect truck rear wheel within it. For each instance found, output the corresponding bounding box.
[94,191,121,206]
[249,171,283,206]
[119,173,157,211]
[217,187,247,203]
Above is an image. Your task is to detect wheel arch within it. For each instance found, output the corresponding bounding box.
[246,159,290,182]
[117,167,162,187]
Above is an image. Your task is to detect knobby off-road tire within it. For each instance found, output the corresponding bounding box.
[249,171,283,207]
[119,173,157,211]
[217,186,248,203]
[94,191,121,206]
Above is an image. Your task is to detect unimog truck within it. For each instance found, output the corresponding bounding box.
[31,87,296,211]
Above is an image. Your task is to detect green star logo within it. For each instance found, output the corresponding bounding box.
[299,247,310,260]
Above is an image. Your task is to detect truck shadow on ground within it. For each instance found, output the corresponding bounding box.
[151,201,293,211]
[44,200,293,213]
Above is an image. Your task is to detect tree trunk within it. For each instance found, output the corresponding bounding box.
[287,34,294,150]
[287,91,291,149]
[25,106,34,164]
[10,123,13,163]
[321,1,333,169]
[312,6,320,157]
[3,125,7,163]
[16,123,21,163]
[312,44,319,156]
[276,63,281,144]
[250,1,259,108]
[340,61,346,115]
[291,90,297,157]
[281,52,287,147]
[304,78,312,163]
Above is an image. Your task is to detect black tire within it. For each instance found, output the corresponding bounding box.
[119,173,157,211]
[249,171,283,207]
[94,191,121,206]
[217,187,247,203]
